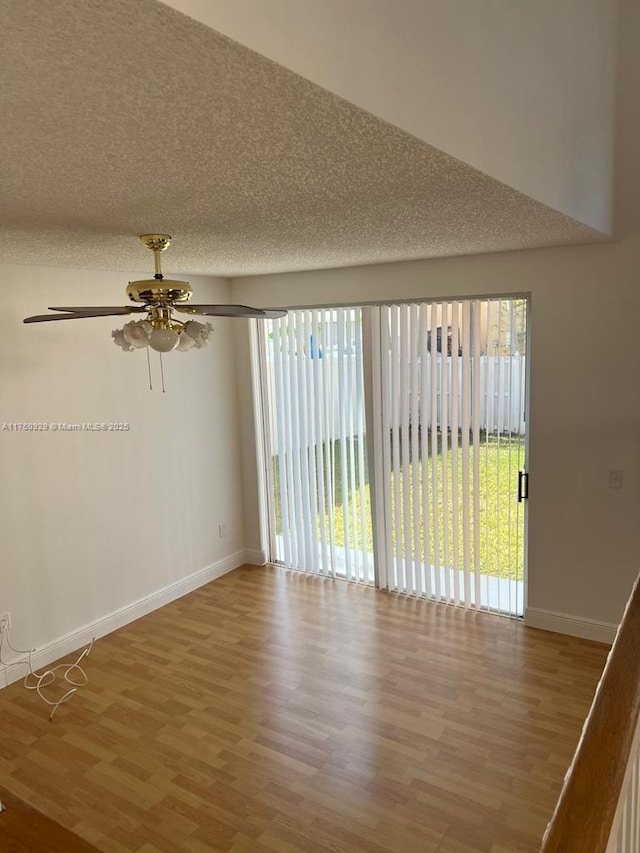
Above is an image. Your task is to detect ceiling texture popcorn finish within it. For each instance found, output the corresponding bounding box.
[1,0,606,277]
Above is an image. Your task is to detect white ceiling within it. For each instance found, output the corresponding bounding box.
[0,0,606,278]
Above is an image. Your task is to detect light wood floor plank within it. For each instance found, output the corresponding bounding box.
[0,565,608,851]
[0,786,100,852]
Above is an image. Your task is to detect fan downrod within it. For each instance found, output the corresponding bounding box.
[140,234,172,281]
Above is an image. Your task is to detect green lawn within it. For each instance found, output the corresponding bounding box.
[272,431,525,580]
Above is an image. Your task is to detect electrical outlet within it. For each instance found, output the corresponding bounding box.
[0,612,11,632]
[218,523,227,539]
[609,469,624,489]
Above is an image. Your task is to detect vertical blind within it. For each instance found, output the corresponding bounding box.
[262,308,373,582]
[371,299,526,613]
[261,298,527,616]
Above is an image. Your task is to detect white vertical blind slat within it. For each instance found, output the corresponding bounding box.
[441,302,451,603]
[430,305,442,600]
[326,312,338,577]
[380,308,394,589]
[311,310,329,574]
[496,302,504,612]
[507,308,515,614]
[347,313,361,581]
[303,311,320,572]
[391,306,403,591]
[344,310,356,579]
[418,304,429,598]
[294,313,313,571]
[450,302,460,606]
[336,312,351,579]
[282,317,297,566]
[484,300,493,612]
[285,316,300,566]
[355,313,370,582]
[461,301,472,608]
[400,306,412,594]
[410,304,420,596]
[370,308,387,589]
[273,318,291,567]
[472,301,482,611]
[516,301,527,611]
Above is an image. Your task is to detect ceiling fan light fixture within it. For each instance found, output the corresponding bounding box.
[111,317,214,353]
[122,319,152,349]
[112,328,133,352]
[148,327,180,353]
[177,332,196,352]
[181,320,213,349]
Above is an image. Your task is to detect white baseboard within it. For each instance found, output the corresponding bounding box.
[1,551,245,688]
[525,607,618,644]
[244,548,267,566]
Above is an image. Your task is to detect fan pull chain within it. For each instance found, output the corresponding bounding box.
[159,351,166,393]
[146,346,153,391]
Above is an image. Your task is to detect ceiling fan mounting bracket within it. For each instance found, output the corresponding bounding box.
[139,234,172,252]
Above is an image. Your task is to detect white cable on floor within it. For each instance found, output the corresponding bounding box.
[0,624,94,721]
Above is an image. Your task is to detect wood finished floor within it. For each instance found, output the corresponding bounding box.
[0,786,100,852]
[0,565,608,853]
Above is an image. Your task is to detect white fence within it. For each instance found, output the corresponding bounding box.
[266,353,526,453]
[430,354,526,436]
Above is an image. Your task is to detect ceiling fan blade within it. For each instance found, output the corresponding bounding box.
[175,304,265,317]
[48,306,146,314]
[174,304,286,318]
[24,310,142,323]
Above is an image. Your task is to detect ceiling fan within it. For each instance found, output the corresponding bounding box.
[24,234,287,354]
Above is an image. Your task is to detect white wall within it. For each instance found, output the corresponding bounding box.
[233,323,267,566]
[164,0,617,234]
[231,236,640,627]
[0,264,245,657]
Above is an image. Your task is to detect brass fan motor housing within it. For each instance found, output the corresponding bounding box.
[126,280,193,305]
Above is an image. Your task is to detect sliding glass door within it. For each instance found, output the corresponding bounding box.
[259,297,528,616]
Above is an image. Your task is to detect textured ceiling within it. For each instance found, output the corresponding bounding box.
[0,0,606,278]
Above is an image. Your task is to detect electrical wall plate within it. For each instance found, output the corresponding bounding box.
[609,469,624,489]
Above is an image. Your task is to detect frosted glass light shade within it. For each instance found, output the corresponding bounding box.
[148,328,180,352]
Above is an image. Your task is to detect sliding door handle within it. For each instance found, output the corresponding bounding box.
[518,471,529,502]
